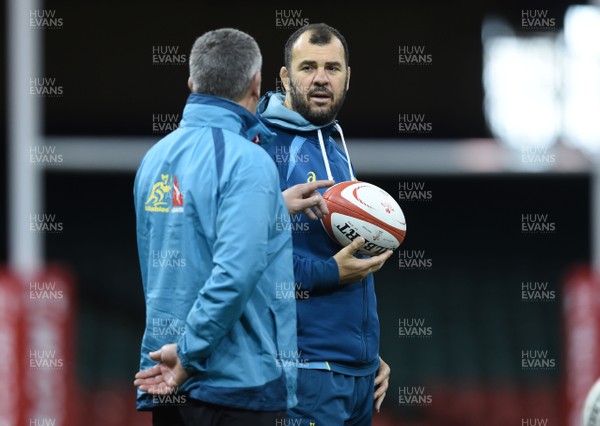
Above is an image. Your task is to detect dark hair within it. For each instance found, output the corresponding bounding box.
[284,23,349,70]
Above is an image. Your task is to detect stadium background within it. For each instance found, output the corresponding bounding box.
[1,0,597,425]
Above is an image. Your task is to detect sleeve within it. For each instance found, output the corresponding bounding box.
[176,153,279,372]
[293,254,340,292]
[265,138,340,292]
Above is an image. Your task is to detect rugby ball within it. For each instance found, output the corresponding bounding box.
[321,181,407,256]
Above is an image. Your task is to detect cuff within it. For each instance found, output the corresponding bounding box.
[176,337,194,374]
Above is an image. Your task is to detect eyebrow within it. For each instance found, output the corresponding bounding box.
[296,59,344,68]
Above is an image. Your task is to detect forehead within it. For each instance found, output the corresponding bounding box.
[290,31,346,65]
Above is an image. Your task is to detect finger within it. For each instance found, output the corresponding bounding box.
[302,179,336,193]
[135,372,167,387]
[308,196,327,219]
[382,250,394,261]
[374,251,394,272]
[135,372,165,387]
[378,379,390,395]
[138,384,152,392]
[135,379,151,388]
[138,383,160,392]
[374,393,386,413]
[303,193,325,212]
[144,384,173,395]
[295,194,324,215]
[303,207,318,221]
[372,250,393,263]
[135,364,162,379]
[368,250,394,270]
[359,255,388,272]
[137,375,165,390]
[311,204,325,219]
[344,237,366,255]
[316,195,329,216]
[374,373,384,386]
[303,192,327,218]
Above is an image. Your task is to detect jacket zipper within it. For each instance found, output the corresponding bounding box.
[361,278,368,362]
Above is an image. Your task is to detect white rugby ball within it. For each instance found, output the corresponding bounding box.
[320,181,407,256]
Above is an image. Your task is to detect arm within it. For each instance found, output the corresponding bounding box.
[295,238,393,292]
[293,253,340,293]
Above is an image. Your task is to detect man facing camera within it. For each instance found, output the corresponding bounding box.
[258,23,392,426]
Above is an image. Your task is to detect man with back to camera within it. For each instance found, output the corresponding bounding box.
[132,28,299,426]
[257,23,393,425]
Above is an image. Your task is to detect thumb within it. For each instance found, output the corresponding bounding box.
[149,350,162,362]
[344,237,366,255]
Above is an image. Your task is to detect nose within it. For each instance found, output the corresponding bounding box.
[313,67,329,86]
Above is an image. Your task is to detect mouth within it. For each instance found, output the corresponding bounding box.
[309,91,332,105]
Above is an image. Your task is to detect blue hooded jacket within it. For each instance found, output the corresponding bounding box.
[134,93,297,411]
[257,92,380,376]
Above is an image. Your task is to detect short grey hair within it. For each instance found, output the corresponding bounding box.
[189,28,262,101]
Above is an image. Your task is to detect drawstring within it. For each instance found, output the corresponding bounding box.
[317,125,356,182]
[317,129,334,181]
[334,123,356,181]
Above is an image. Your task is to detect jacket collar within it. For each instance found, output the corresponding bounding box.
[180,93,275,147]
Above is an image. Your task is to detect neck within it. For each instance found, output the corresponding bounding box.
[283,95,293,110]
[237,96,257,114]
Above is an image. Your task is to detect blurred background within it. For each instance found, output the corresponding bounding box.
[2,0,600,425]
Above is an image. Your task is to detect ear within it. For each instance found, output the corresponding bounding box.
[187,76,194,92]
[279,66,290,93]
[346,66,351,91]
[249,72,261,101]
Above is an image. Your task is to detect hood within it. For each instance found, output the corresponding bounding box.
[258,92,355,182]
[257,91,335,133]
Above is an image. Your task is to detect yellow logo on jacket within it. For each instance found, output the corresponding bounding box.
[145,174,184,213]
[306,171,316,182]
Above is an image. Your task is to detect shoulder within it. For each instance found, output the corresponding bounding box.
[221,129,269,157]
[136,134,173,177]
[219,130,278,177]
